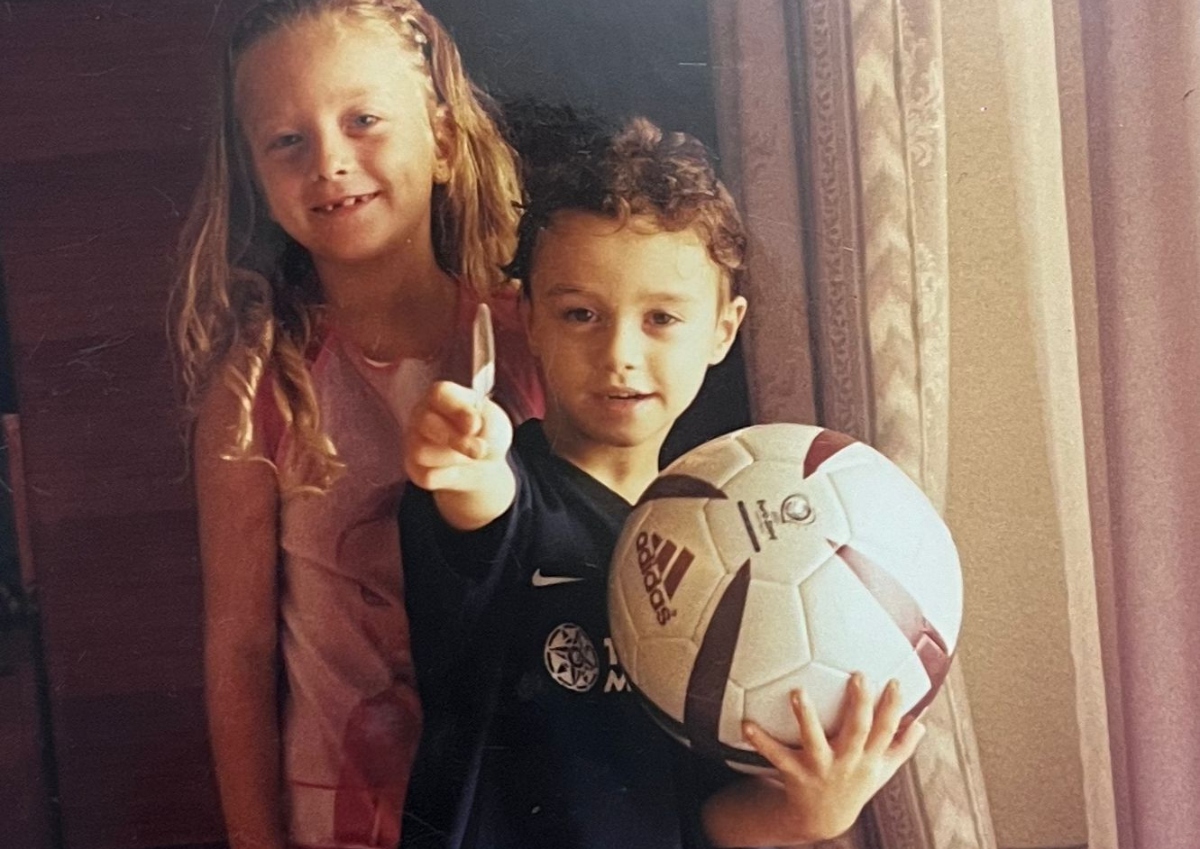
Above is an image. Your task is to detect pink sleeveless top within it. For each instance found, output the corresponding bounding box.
[253,288,542,849]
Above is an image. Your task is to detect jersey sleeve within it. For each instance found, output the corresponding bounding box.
[399,452,536,848]
[399,451,532,689]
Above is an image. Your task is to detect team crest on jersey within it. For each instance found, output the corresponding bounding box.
[543,623,600,692]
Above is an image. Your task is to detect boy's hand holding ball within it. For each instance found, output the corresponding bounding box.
[705,675,925,845]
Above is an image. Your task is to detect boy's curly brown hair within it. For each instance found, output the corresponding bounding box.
[505,113,746,299]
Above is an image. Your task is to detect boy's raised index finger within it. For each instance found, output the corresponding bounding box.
[472,302,495,410]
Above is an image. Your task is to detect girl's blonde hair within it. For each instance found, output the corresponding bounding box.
[172,0,521,493]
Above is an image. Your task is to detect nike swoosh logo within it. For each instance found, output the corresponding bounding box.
[531,568,587,588]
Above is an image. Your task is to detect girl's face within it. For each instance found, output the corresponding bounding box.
[234,15,452,268]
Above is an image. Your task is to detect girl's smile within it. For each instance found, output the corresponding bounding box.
[310,191,382,215]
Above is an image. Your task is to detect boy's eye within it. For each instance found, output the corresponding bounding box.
[352,114,381,128]
[648,311,681,327]
[563,307,597,323]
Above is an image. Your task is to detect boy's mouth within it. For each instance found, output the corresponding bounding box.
[311,192,380,214]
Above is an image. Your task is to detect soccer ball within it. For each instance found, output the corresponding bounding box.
[608,423,962,772]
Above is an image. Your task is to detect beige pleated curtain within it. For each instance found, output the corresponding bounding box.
[707,2,996,847]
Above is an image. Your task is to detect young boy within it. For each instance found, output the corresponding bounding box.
[398,117,924,849]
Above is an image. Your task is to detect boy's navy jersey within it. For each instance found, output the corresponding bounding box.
[399,420,727,849]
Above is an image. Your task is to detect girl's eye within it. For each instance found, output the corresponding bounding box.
[648,311,681,327]
[563,307,597,323]
[268,133,302,151]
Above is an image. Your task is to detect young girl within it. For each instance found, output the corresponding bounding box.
[172,3,542,848]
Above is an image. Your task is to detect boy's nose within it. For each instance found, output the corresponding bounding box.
[603,319,646,371]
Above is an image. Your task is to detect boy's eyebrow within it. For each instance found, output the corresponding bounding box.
[540,284,702,304]
[642,291,701,305]
[539,284,590,298]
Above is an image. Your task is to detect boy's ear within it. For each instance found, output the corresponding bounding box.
[709,295,747,366]
[431,104,456,184]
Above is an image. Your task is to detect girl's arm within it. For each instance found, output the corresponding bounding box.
[194,378,286,849]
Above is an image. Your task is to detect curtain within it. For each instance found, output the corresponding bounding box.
[707,2,996,847]
[1076,1,1200,846]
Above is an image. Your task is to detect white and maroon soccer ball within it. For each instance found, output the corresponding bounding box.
[608,423,962,772]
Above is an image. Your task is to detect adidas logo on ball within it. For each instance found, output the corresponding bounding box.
[635,531,695,626]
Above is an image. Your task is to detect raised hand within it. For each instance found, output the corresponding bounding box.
[404,380,515,529]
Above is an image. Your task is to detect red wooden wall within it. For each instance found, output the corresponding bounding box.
[0,623,52,849]
[0,3,251,846]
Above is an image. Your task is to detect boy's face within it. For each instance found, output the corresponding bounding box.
[524,210,746,457]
